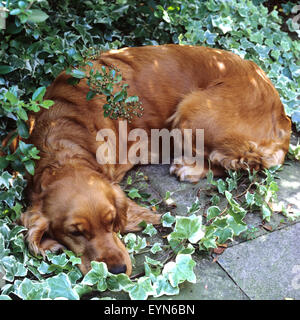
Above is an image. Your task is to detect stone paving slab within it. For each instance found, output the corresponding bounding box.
[152,253,248,300]
[217,222,300,300]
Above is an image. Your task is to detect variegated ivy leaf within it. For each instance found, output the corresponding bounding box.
[125,277,155,300]
[16,278,48,300]
[81,261,108,286]
[1,255,27,282]
[106,273,132,292]
[123,233,147,253]
[162,212,176,228]
[152,275,180,298]
[213,227,234,244]
[226,216,248,236]
[150,242,162,254]
[168,214,205,244]
[46,273,79,300]
[162,254,196,287]
[142,223,157,237]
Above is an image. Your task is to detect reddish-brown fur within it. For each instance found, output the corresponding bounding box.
[21,44,291,275]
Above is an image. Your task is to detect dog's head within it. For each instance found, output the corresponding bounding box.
[21,167,132,275]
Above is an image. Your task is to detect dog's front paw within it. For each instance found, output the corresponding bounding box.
[170,162,206,183]
[39,238,66,255]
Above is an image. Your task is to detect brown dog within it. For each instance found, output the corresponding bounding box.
[21,44,291,275]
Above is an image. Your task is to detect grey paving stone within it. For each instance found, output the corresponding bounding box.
[96,253,248,300]
[133,164,207,216]
[152,253,248,300]
[217,223,300,300]
[277,160,300,214]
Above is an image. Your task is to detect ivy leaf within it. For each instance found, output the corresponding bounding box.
[245,191,255,206]
[142,224,157,237]
[0,233,10,259]
[81,261,108,286]
[162,212,176,227]
[1,255,27,282]
[16,278,48,300]
[152,275,179,298]
[150,243,162,254]
[226,216,247,236]
[106,273,132,292]
[47,273,79,300]
[162,254,196,287]
[261,203,272,222]
[32,87,46,102]
[217,179,227,194]
[0,65,15,74]
[125,277,155,300]
[168,215,205,244]
[214,227,234,244]
[206,206,221,221]
[127,188,142,199]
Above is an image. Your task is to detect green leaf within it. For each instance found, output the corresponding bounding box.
[214,227,234,244]
[41,100,54,109]
[106,273,132,292]
[0,157,9,170]
[27,9,49,23]
[82,261,108,286]
[126,277,155,300]
[142,224,157,237]
[86,91,96,101]
[9,8,22,15]
[1,255,27,282]
[217,179,227,194]
[162,254,196,287]
[24,160,35,175]
[32,87,46,102]
[0,65,15,74]
[152,275,179,298]
[127,188,142,199]
[206,206,221,221]
[0,233,10,259]
[168,215,204,244]
[226,216,247,236]
[70,69,86,79]
[47,273,79,300]
[16,278,48,300]
[150,242,162,254]
[162,212,175,227]
[5,91,18,104]
[261,203,272,222]
[245,191,255,206]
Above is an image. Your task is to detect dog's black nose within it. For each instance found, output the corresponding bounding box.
[108,264,127,274]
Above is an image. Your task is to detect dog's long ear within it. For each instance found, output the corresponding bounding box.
[112,185,128,233]
[20,203,49,257]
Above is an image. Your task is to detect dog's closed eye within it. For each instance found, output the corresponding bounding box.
[69,230,84,237]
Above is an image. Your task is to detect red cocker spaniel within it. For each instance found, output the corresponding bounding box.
[21,45,291,275]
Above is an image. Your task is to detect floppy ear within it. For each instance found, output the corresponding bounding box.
[20,203,49,257]
[112,185,128,233]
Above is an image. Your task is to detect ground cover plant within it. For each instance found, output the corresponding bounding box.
[0,0,299,300]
